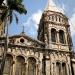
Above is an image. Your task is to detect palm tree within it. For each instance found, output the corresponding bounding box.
[0,0,27,75]
[1,0,27,22]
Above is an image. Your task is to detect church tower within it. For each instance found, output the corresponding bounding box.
[38,0,72,51]
[38,0,73,75]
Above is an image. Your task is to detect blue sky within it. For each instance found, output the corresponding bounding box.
[8,0,75,47]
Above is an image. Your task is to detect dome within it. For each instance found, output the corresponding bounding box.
[44,0,64,13]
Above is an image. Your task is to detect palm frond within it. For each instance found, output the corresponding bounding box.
[9,10,13,24]
[14,13,18,24]
[13,4,27,14]
[1,0,27,23]
[15,0,23,3]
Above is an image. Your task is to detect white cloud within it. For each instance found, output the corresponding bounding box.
[32,10,42,24]
[23,10,42,38]
[69,12,75,36]
[23,10,42,30]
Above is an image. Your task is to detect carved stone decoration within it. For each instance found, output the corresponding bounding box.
[0,0,75,75]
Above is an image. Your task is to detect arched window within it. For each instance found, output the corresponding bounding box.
[52,16,54,21]
[62,63,67,75]
[3,54,13,75]
[56,16,57,21]
[51,28,57,42]
[56,62,61,75]
[59,30,65,44]
[59,17,61,22]
[16,56,25,75]
[28,57,36,75]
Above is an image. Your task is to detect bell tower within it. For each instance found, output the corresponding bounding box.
[38,0,73,51]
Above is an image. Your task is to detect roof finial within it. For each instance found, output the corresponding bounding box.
[44,0,64,13]
[22,25,24,34]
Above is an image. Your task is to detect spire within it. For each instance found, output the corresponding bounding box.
[44,0,64,13]
[47,0,56,7]
[22,25,25,34]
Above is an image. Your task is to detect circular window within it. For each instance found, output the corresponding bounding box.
[20,38,24,43]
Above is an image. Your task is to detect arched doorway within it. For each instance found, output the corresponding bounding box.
[3,54,13,75]
[62,63,67,75]
[15,56,25,75]
[28,57,36,75]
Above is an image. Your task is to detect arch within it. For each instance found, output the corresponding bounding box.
[27,55,38,62]
[51,28,57,42]
[6,52,14,58]
[3,54,13,75]
[59,30,65,44]
[16,54,26,61]
[15,56,26,75]
[28,57,36,75]
[16,56,25,62]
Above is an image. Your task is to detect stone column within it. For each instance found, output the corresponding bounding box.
[72,63,75,75]
[66,63,69,75]
[46,59,50,75]
[50,53,54,75]
[64,32,68,44]
[26,62,28,75]
[39,60,43,75]
[60,62,63,75]
[57,31,59,43]
[49,28,51,43]
[68,60,72,75]
[53,52,57,75]
[52,62,55,75]
[49,54,51,75]
[39,53,43,75]
[13,55,16,75]
[66,54,72,75]
[54,61,57,75]
[36,61,38,75]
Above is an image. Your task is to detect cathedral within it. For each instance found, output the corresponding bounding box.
[0,0,75,75]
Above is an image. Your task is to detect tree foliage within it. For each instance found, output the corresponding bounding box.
[1,0,27,24]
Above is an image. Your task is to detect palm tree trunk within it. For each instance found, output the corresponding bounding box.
[0,18,9,75]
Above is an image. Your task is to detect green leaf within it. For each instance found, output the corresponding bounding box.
[1,0,27,24]
[15,0,23,3]
[14,4,27,14]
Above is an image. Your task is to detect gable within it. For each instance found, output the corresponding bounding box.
[9,34,44,48]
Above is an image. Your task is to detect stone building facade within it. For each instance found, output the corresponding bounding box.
[0,0,75,75]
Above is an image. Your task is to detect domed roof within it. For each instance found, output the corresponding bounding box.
[44,0,64,13]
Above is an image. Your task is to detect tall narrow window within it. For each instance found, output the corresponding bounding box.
[52,16,54,21]
[51,28,57,42]
[59,17,61,22]
[16,56,25,75]
[28,57,36,75]
[56,16,57,21]
[62,63,67,75]
[56,62,61,75]
[3,54,13,75]
[59,30,65,44]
